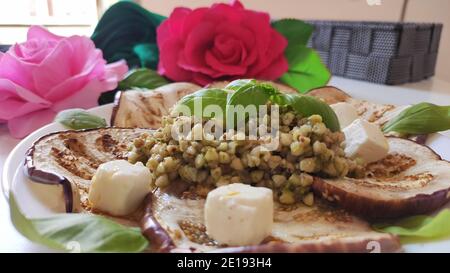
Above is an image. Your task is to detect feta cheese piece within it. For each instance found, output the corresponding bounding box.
[204,183,273,246]
[331,102,359,129]
[343,119,389,164]
[88,160,151,216]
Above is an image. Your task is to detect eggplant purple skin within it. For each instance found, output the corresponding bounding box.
[312,137,450,220]
[312,179,450,220]
[110,91,123,127]
[23,131,77,213]
[140,193,176,253]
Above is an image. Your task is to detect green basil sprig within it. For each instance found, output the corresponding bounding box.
[9,194,148,253]
[383,103,450,134]
[281,94,340,132]
[373,209,450,244]
[173,88,229,120]
[118,68,169,90]
[174,79,340,131]
[55,109,107,130]
[226,80,278,111]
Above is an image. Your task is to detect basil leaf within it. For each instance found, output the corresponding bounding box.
[279,45,331,93]
[282,94,340,131]
[226,80,280,126]
[9,194,148,252]
[55,109,107,130]
[224,79,257,91]
[373,209,450,244]
[383,103,450,134]
[118,68,169,90]
[173,88,228,120]
[272,19,314,47]
[227,82,278,109]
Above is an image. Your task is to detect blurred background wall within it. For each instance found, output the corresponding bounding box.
[0,0,449,81]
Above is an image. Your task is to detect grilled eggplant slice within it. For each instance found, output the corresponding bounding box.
[24,127,150,218]
[141,188,401,253]
[312,137,450,219]
[308,86,410,128]
[111,82,201,128]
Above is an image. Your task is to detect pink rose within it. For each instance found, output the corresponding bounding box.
[157,0,288,85]
[0,26,128,138]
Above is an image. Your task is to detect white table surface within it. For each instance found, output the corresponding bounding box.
[1,76,450,253]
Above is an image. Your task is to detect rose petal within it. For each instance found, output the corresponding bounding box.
[0,78,50,104]
[7,108,55,139]
[51,80,103,112]
[11,40,57,64]
[181,22,216,73]
[51,60,128,112]
[181,8,209,40]
[104,59,128,82]
[230,0,244,9]
[27,26,62,42]
[64,36,105,77]
[159,39,193,81]
[248,29,288,77]
[0,50,37,92]
[31,39,73,97]
[205,50,247,76]
[0,98,49,120]
[256,54,289,80]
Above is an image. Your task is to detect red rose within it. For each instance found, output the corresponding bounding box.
[157,0,288,85]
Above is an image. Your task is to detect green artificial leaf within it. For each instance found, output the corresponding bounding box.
[91,1,166,104]
[282,94,340,131]
[272,19,314,46]
[91,1,165,69]
[373,209,450,244]
[383,103,450,134]
[173,88,229,120]
[133,43,160,69]
[55,109,107,130]
[279,45,331,93]
[9,194,148,253]
[118,68,169,90]
[272,19,329,93]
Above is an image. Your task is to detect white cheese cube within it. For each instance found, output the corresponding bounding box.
[204,183,273,246]
[88,160,151,216]
[331,102,359,129]
[343,119,389,164]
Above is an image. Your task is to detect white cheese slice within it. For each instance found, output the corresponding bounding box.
[343,119,389,164]
[331,102,359,129]
[88,160,151,216]
[204,183,273,246]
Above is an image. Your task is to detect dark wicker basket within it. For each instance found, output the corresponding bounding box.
[306,21,443,85]
[0,45,10,53]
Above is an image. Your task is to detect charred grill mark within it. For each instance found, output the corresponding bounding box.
[366,153,416,178]
[95,134,128,159]
[51,147,94,180]
[368,105,395,122]
[352,172,434,191]
[178,220,217,246]
[138,95,163,128]
[62,138,101,169]
[95,134,117,152]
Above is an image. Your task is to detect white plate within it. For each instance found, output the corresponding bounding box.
[2,103,450,252]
